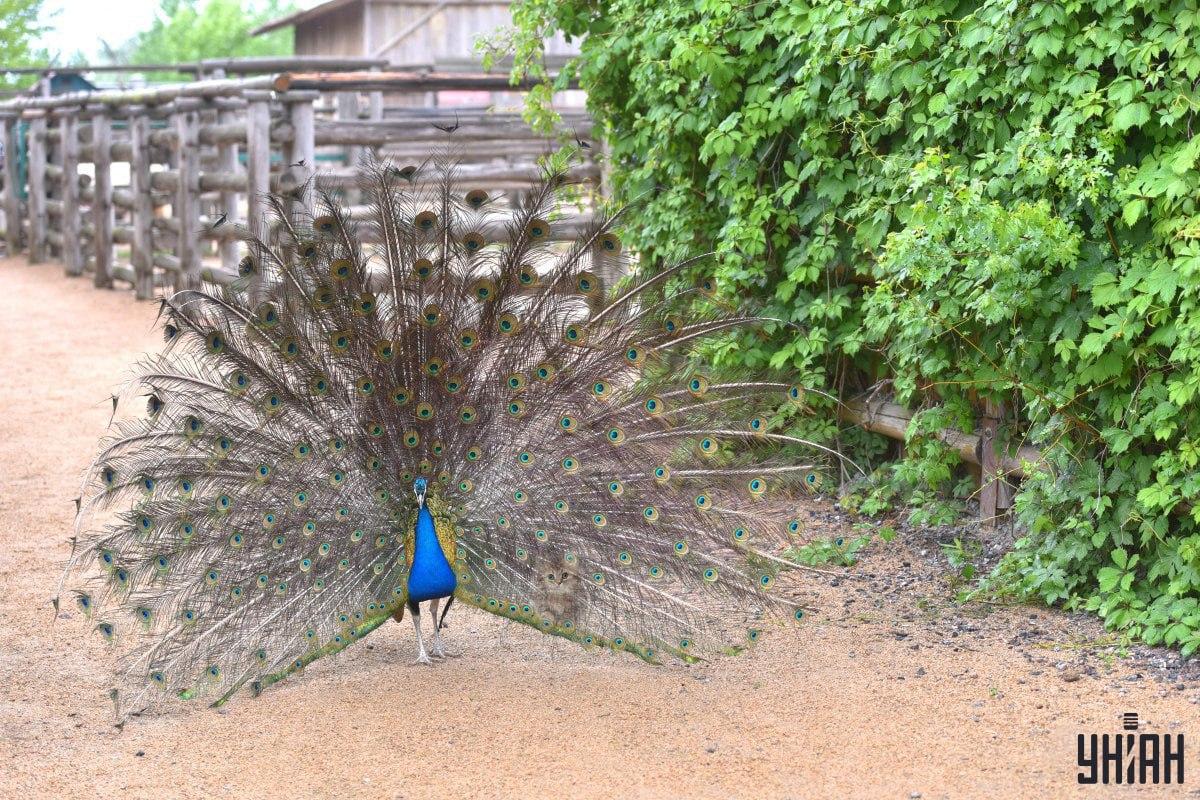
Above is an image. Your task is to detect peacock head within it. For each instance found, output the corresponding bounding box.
[413,477,428,507]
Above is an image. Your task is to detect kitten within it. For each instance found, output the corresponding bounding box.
[534,552,582,625]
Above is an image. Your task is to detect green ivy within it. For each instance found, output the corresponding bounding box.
[507,0,1200,655]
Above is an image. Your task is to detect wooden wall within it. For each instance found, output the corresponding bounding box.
[295,1,366,58]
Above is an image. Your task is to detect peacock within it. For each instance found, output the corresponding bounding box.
[58,151,845,719]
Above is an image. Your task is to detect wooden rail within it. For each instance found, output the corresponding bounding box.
[0,62,1029,524]
[0,68,599,297]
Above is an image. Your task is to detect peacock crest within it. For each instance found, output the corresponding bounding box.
[60,153,840,718]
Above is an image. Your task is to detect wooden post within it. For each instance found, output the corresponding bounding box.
[337,91,363,204]
[58,111,83,276]
[26,111,47,263]
[173,100,202,289]
[282,90,318,213]
[1,111,21,255]
[244,90,272,230]
[978,399,1014,526]
[128,107,155,300]
[89,104,114,288]
[365,68,384,170]
[367,64,384,135]
[215,98,242,274]
[336,92,362,168]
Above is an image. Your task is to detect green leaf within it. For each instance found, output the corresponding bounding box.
[1113,103,1151,132]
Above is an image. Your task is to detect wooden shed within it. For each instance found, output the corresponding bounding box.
[251,0,579,72]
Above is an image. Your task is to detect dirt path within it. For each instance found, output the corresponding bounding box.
[1,255,1197,799]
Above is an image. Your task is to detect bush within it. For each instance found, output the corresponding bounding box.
[506,0,1200,654]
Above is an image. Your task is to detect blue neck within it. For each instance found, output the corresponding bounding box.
[407,503,457,602]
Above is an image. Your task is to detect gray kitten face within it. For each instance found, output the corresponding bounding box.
[534,552,582,623]
[535,552,579,586]
[539,563,579,587]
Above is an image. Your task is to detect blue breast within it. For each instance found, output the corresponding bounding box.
[406,505,457,602]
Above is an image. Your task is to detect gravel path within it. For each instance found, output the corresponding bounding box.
[1,256,1196,799]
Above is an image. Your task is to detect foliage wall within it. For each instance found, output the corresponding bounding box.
[508,0,1200,654]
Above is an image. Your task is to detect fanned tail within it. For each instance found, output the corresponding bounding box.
[60,152,850,718]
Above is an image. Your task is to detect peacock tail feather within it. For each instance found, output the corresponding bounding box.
[60,153,844,718]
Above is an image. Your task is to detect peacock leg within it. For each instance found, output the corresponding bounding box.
[428,598,461,658]
[408,599,433,666]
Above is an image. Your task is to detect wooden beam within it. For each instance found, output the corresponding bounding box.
[58,111,83,276]
[26,112,47,262]
[838,397,1046,478]
[216,102,241,275]
[128,109,155,300]
[0,75,289,111]
[244,90,272,236]
[1,112,20,255]
[282,91,317,214]
[276,71,580,93]
[173,101,201,290]
[89,105,114,288]
[312,116,593,147]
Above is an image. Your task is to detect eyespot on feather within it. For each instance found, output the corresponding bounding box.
[461,231,486,253]
[563,324,588,345]
[497,313,520,335]
[414,211,438,231]
[517,265,539,287]
[525,218,549,241]
[575,271,600,296]
[597,233,621,254]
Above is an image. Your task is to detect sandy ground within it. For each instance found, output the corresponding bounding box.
[1,254,1198,800]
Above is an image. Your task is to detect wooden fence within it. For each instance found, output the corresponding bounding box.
[0,64,596,297]
[0,62,1037,524]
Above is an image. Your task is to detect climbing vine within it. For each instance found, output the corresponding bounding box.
[502,0,1200,654]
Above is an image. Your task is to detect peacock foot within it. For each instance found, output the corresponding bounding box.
[411,652,434,666]
[430,643,461,659]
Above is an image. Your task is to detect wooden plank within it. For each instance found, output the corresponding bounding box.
[838,397,1046,478]
[216,102,241,274]
[199,56,388,73]
[978,398,1014,526]
[1,113,20,255]
[308,162,599,190]
[284,91,317,214]
[244,91,272,232]
[173,101,202,290]
[129,110,155,300]
[58,112,83,276]
[313,116,592,147]
[277,71,580,93]
[26,112,47,263]
[370,1,450,57]
[89,105,114,288]
[0,75,287,112]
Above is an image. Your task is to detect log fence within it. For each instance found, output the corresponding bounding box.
[0,65,596,298]
[0,61,1035,522]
